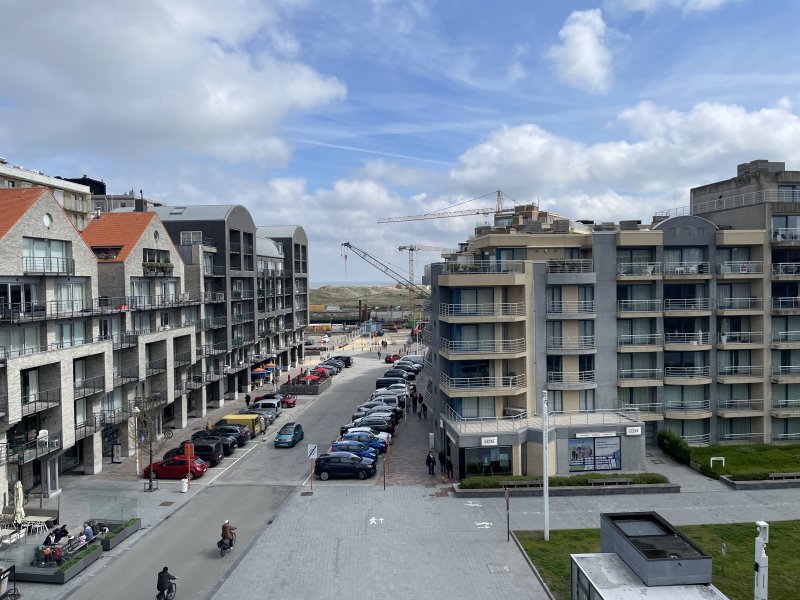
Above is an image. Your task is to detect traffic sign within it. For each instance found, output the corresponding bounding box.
[307,444,318,460]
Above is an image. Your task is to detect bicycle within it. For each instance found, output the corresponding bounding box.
[9,487,30,507]
[156,580,177,600]
[162,427,174,440]
[218,532,236,557]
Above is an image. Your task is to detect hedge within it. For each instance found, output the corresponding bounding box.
[458,472,668,490]
[57,544,101,573]
[658,430,691,465]
[104,517,140,542]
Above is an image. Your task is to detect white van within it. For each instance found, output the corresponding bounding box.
[252,398,282,417]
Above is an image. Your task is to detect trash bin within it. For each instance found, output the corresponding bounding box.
[180,478,189,493]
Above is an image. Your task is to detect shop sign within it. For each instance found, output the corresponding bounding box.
[575,431,615,438]
[626,426,643,436]
[480,436,498,447]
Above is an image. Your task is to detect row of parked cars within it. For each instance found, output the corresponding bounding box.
[143,392,299,480]
[313,354,424,481]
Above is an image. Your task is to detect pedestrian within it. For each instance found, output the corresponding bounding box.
[287,373,291,385]
[422,401,428,419]
[425,451,436,476]
[446,457,454,481]
[438,449,446,474]
[258,415,266,435]
[418,398,424,420]
[244,393,251,408]
[377,350,382,360]
[411,394,418,414]
[206,421,212,431]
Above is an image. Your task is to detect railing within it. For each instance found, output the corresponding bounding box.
[717,365,763,376]
[437,260,526,275]
[232,337,244,349]
[717,297,762,311]
[617,402,663,415]
[4,430,62,465]
[773,331,800,343]
[772,297,800,310]
[772,227,800,242]
[547,336,595,350]
[617,299,662,312]
[440,373,526,390]
[772,263,800,276]
[185,376,203,390]
[232,312,254,325]
[616,262,662,276]
[617,368,661,380]
[440,338,526,353]
[183,236,215,247]
[717,261,763,275]
[681,433,711,446]
[203,371,221,383]
[665,400,711,412]
[617,333,662,346]
[100,407,130,425]
[74,375,105,398]
[657,189,800,218]
[146,358,167,376]
[211,342,227,354]
[21,387,61,416]
[719,331,763,344]
[204,291,226,302]
[664,262,710,276]
[547,259,593,274]
[22,256,75,274]
[664,366,710,378]
[665,332,710,345]
[203,265,227,276]
[439,402,528,433]
[174,352,191,367]
[113,367,139,387]
[546,300,595,314]
[439,302,526,318]
[664,298,711,311]
[719,399,764,411]
[75,416,101,440]
[771,365,800,376]
[547,370,596,384]
[773,432,800,442]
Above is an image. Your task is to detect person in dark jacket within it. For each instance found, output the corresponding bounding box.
[156,566,176,596]
[244,394,251,408]
[438,450,446,474]
[446,457,454,481]
[425,451,436,476]
[221,519,237,548]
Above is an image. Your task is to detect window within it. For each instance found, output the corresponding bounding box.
[170,207,186,215]
[22,237,71,272]
[56,320,86,348]
[181,231,203,244]
[579,389,595,412]
[549,390,563,412]
[3,180,14,188]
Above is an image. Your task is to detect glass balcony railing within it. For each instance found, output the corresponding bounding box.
[616,262,662,276]
[664,261,710,275]
[717,297,762,311]
[546,336,595,350]
[617,299,662,312]
[617,368,661,380]
[664,332,710,345]
[440,338,526,353]
[718,331,763,344]
[546,300,595,314]
[664,366,710,378]
[617,334,662,346]
[717,261,763,275]
[547,259,593,274]
[547,370,596,384]
[717,365,763,376]
[664,298,711,311]
[439,302,526,318]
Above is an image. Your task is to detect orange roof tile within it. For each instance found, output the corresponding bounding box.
[0,188,51,240]
[81,211,157,262]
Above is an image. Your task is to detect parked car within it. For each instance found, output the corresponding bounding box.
[163,439,224,466]
[315,364,339,375]
[371,390,405,408]
[390,364,418,378]
[314,452,376,480]
[191,430,238,455]
[383,369,411,380]
[323,358,346,369]
[354,402,402,419]
[394,360,423,373]
[144,456,208,480]
[207,424,249,446]
[340,416,395,436]
[274,422,304,447]
[384,354,401,363]
[331,440,378,460]
[305,338,314,345]
[401,354,424,365]
[252,398,282,418]
[343,427,392,447]
[256,392,297,408]
[331,355,353,367]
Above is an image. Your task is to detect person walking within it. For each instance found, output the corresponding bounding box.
[418,398,423,420]
[411,394,418,415]
[422,401,428,419]
[425,451,436,476]
[377,350,382,361]
[446,457,454,481]
[438,450,446,474]
[244,393,251,409]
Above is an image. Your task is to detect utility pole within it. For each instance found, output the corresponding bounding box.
[755,521,769,600]
[542,390,550,541]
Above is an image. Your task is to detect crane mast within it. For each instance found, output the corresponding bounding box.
[340,242,430,305]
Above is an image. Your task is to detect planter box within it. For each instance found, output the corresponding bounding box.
[16,544,102,584]
[101,518,141,551]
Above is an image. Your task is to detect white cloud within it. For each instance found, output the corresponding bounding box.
[353,159,436,187]
[0,0,345,164]
[546,10,613,94]
[605,0,737,14]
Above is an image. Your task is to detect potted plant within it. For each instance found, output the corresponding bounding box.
[101,517,142,551]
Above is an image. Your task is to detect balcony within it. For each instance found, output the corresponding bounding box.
[112,332,139,349]
[616,299,662,315]
[203,265,227,277]
[75,416,101,441]
[4,430,62,465]
[22,256,75,275]
[664,332,711,350]
[770,399,800,418]
[113,367,139,387]
[717,297,763,313]
[718,331,764,346]
[772,331,800,349]
[546,336,596,354]
[772,263,800,278]
[664,366,711,384]
[99,407,130,426]
[617,402,664,421]
[617,333,663,351]
[439,338,525,358]
[438,260,525,275]
[772,297,800,312]
[145,358,167,377]
[439,302,526,322]
[232,312,254,325]
[617,368,663,387]
[717,399,764,418]
[771,365,800,383]
[664,400,712,420]
[717,261,764,277]
[547,259,595,285]
[142,262,174,277]
[546,370,596,390]
[204,371,222,383]
[681,433,711,447]
[21,387,61,417]
[439,373,526,397]
[74,375,105,399]
[663,298,711,313]
[183,236,215,247]
[716,365,764,383]
[174,352,192,368]
[772,432,800,443]
[616,262,662,278]
[211,342,227,355]
[717,432,766,445]
[772,228,800,244]
[663,262,710,277]
[546,300,596,319]
[186,375,203,390]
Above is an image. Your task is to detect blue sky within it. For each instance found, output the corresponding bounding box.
[2,0,800,284]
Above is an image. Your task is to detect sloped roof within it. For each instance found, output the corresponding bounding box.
[151,205,237,221]
[81,211,157,262]
[0,188,50,240]
[257,225,307,242]
[256,236,283,258]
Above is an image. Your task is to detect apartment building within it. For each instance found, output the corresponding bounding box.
[426,161,800,480]
[0,159,93,230]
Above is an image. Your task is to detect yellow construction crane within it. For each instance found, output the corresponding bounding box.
[378,189,521,223]
[398,245,448,319]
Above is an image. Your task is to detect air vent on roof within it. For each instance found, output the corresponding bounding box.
[620,220,641,231]
[553,219,569,233]
[594,222,617,231]
[524,222,543,233]
[578,219,595,225]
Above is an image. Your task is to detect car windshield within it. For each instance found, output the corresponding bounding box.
[192,458,205,465]
[279,426,294,434]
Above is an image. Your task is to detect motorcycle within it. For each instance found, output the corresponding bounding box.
[217,532,236,557]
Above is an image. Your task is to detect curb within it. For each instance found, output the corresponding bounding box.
[510,531,557,600]
[452,483,681,497]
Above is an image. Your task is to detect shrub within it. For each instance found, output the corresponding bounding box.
[658,430,691,465]
[457,472,668,489]
[57,544,101,572]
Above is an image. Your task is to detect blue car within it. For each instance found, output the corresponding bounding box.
[331,440,378,460]
[274,422,304,447]
[340,431,387,454]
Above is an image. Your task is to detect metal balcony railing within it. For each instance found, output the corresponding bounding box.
[772,297,800,310]
[717,297,762,311]
[211,342,227,354]
[664,366,710,378]
[436,260,525,275]
[440,338,526,353]
[617,334,662,346]
[74,375,105,398]
[546,336,595,350]
[75,416,102,440]
[547,259,593,274]
[439,302,526,318]
[616,262,662,276]
[113,367,139,387]
[773,227,800,242]
[719,331,763,344]
[617,299,662,312]
[664,332,710,345]
[174,352,191,367]
[203,265,227,276]
[771,400,800,410]
[440,373,526,390]
[665,400,711,412]
[22,257,75,274]
[717,365,763,376]
[718,399,764,411]
[546,300,595,314]
[772,263,800,276]
[21,387,61,416]
[112,332,138,349]
[3,430,62,465]
[664,262,710,276]
[771,365,800,376]
[773,331,800,343]
[717,261,763,275]
[547,370,596,384]
[617,402,663,414]
[664,298,711,311]
[681,434,711,446]
[100,407,130,425]
[146,358,167,376]
[617,368,661,380]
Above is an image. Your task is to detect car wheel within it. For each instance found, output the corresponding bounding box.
[188,471,195,480]
[319,471,330,481]
[150,471,158,480]
[282,402,288,408]
[357,470,367,480]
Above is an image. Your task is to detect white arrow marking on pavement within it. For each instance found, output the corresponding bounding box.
[475,522,493,529]
[464,501,482,507]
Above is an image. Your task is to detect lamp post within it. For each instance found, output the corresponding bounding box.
[542,390,550,542]
[131,406,141,478]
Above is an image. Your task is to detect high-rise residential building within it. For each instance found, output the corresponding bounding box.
[425,160,800,481]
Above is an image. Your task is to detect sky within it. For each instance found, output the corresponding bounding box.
[3,0,800,285]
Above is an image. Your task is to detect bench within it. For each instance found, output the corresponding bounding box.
[499,480,543,489]
[588,478,634,486]
[768,472,800,480]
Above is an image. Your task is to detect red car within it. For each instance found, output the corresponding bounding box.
[384,354,401,363]
[143,456,208,480]
[256,392,297,408]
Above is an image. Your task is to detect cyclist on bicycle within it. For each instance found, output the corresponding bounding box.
[156,566,176,598]
[221,520,236,548]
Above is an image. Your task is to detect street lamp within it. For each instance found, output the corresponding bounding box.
[131,406,141,478]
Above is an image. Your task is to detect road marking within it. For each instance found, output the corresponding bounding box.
[202,446,256,485]
[369,517,384,524]
[465,501,482,507]
[475,522,493,529]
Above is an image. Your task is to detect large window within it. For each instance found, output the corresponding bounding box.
[463,446,512,478]
[22,237,71,272]
[569,437,621,471]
